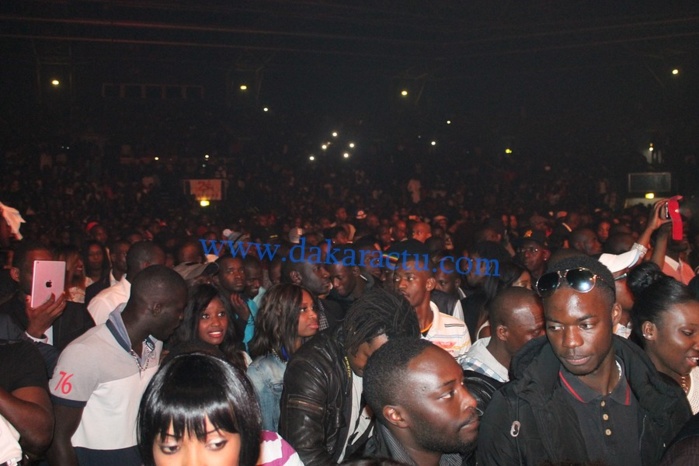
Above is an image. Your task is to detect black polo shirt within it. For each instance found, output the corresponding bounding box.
[559,358,642,466]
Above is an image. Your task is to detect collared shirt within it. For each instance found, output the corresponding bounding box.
[49,303,161,464]
[460,337,509,383]
[88,275,131,325]
[559,359,641,466]
[662,256,695,285]
[242,298,258,350]
[424,302,471,364]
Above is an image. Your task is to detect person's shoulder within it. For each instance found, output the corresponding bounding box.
[0,311,23,340]
[285,330,343,379]
[59,324,109,356]
[295,329,340,354]
[502,336,563,398]
[258,431,303,466]
[432,309,468,334]
[248,354,284,377]
[0,338,43,363]
[91,280,124,301]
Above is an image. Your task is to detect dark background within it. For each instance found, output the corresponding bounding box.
[1,0,698,183]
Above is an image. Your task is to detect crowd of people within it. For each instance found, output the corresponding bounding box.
[1,136,699,466]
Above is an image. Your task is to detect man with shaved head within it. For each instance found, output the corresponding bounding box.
[569,227,603,256]
[88,241,166,325]
[48,265,187,466]
[410,221,432,244]
[461,287,544,392]
[364,339,481,466]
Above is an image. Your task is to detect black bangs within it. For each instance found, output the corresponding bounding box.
[138,352,262,466]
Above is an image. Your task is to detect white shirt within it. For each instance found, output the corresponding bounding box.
[87,276,131,325]
[460,337,509,383]
[424,302,471,364]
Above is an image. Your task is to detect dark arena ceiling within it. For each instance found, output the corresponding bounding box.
[2,1,699,155]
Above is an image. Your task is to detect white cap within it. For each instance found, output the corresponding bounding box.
[598,249,641,274]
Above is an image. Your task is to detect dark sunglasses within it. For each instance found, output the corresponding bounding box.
[535,268,610,297]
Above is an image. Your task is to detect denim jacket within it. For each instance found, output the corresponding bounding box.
[248,353,287,431]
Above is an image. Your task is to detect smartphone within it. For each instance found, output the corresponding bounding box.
[659,202,671,220]
[30,260,66,308]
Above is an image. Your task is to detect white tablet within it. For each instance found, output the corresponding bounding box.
[30,260,66,308]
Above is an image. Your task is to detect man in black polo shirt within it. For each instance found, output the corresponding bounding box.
[477,255,691,466]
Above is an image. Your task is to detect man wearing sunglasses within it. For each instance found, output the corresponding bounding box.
[477,255,691,466]
[518,229,550,282]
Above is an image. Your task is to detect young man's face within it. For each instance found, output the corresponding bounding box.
[298,262,332,296]
[394,261,434,309]
[519,240,549,277]
[218,257,246,294]
[328,264,356,298]
[397,345,480,454]
[576,230,603,256]
[544,286,618,379]
[434,268,460,297]
[411,224,431,243]
[244,264,262,299]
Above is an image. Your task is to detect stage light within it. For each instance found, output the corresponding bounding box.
[430,141,436,146]
[672,69,679,75]
[401,90,408,97]
[200,199,210,207]
[240,84,248,91]
[154,156,159,161]
[205,154,209,159]
[332,132,338,137]
[263,107,269,112]
[51,79,60,86]
[645,193,655,199]
[446,120,451,125]
[309,155,315,161]
[321,144,328,150]
[343,152,350,158]
[505,148,513,154]
[349,142,355,148]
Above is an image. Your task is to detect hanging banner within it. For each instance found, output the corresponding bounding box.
[186,179,223,201]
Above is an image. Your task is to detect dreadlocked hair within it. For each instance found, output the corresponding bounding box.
[342,287,420,356]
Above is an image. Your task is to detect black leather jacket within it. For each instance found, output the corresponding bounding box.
[477,336,692,466]
[279,327,370,466]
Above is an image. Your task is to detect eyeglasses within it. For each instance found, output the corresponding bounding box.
[535,268,610,297]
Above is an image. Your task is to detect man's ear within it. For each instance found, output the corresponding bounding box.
[496,324,508,342]
[10,267,19,283]
[150,302,163,316]
[426,276,436,292]
[383,405,409,429]
[611,302,622,327]
[289,270,302,285]
[542,249,551,262]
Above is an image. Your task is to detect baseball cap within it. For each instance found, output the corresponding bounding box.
[598,249,641,274]
[521,229,549,249]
